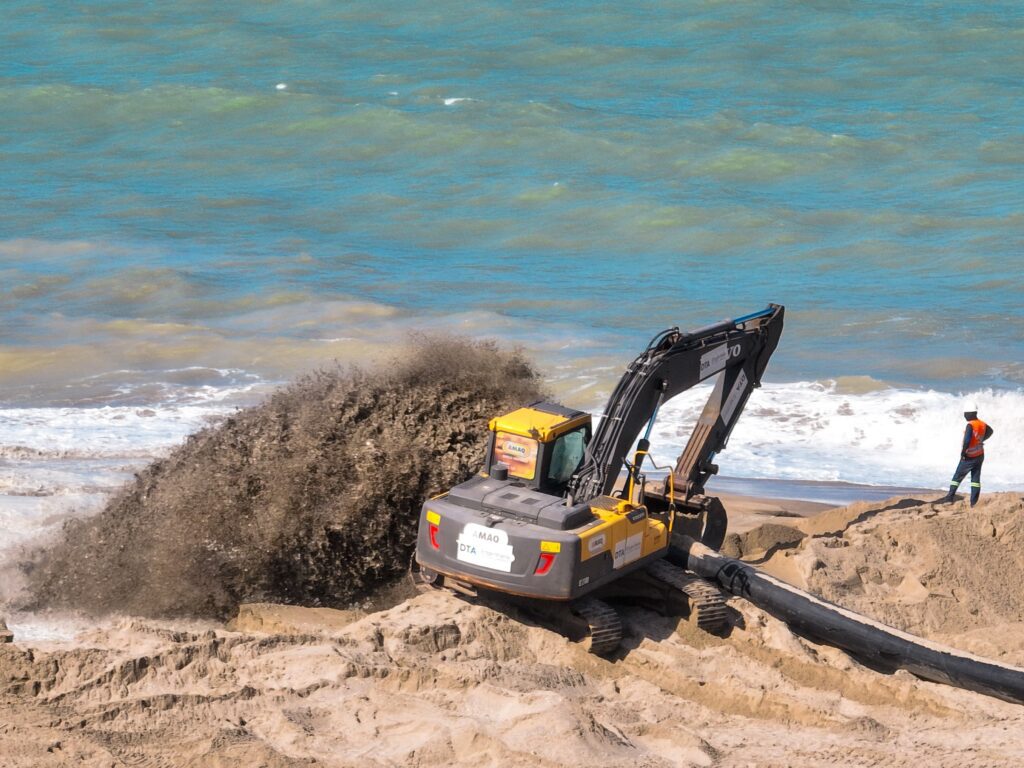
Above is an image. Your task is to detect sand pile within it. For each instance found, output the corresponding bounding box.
[21,337,545,619]
[4,580,1024,768]
[744,492,1024,663]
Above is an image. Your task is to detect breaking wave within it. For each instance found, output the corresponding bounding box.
[646,379,1024,492]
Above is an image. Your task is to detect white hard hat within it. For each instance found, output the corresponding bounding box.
[964,401,979,413]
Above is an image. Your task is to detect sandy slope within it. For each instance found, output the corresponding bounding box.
[4,493,1024,767]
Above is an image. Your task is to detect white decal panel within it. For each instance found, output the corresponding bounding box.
[721,369,749,424]
[457,523,516,572]
[699,345,729,380]
[587,533,607,554]
[612,533,644,569]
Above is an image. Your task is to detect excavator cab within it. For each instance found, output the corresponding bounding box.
[485,402,591,496]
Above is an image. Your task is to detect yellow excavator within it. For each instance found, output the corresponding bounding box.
[413,302,1024,706]
[413,305,785,652]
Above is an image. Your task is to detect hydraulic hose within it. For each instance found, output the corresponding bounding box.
[674,536,1024,706]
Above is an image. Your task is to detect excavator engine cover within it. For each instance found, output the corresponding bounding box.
[417,484,672,601]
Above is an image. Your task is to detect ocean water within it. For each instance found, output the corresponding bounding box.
[2,1,1024,564]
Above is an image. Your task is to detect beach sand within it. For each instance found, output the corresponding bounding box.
[712,490,833,533]
[3,490,1024,767]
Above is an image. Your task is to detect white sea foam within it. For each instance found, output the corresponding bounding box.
[643,381,1024,492]
[0,403,235,459]
[2,376,1021,582]
[0,397,244,564]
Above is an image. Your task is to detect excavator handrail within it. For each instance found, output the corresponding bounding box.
[623,449,676,533]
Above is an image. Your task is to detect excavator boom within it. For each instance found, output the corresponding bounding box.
[569,304,784,503]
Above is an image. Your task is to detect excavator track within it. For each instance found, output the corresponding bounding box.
[413,559,624,655]
[572,598,623,656]
[647,559,729,634]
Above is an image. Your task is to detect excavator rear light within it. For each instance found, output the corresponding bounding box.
[428,523,440,550]
[535,552,556,575]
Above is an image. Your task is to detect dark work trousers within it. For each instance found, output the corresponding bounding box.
[948,455,984,506]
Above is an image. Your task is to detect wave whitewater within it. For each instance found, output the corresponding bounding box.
[648,379,1024,491]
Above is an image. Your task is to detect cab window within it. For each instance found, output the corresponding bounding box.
[492,431,539,480]
[547,427,588,485]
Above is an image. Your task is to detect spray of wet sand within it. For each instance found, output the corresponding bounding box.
[20,336,546,618]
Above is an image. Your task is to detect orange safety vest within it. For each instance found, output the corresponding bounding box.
[965,418,988,458]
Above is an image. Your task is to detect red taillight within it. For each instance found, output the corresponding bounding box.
[535,552,556,575]
[428,523,440,550]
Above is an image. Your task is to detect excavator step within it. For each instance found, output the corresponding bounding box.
[647,559,729,634]
[573,598,623,656]
[409,558,442,593]
[409,560,477,597]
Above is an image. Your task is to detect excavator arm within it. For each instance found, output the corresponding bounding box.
[567,304,784,504]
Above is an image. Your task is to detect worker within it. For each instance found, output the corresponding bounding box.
[938,402,993,507]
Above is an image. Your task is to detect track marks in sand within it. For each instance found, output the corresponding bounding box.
[617,604,958,725]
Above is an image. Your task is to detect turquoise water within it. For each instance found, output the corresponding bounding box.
[2,1,1023,496]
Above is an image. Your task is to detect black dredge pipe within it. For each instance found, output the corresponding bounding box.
[674,537,1024,706]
